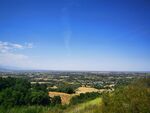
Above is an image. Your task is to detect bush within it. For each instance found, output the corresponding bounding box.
[102,78,150,113]
[51,96,61,105]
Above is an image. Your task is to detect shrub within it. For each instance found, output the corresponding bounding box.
[102,78,150,113]
[51,96,61,105]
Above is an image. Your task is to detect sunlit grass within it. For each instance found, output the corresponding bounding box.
[0,98,102,113]
[64,97,102,113]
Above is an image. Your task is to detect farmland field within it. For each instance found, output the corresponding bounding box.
[0,74,149,113]
[49,86,100,104]
[76,87,99,94]
[49,92,73,104]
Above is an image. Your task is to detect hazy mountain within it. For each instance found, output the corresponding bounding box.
[0,65,22,72]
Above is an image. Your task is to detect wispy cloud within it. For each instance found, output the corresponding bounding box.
[61,2,74,56]
[64,29,71,56]
[0,53,29,67]
[25,43,33,48]
[0,41,34,68]
[0,41,33,53]
[62,0,79,56]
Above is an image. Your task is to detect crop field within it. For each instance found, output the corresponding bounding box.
[75,87,99,94]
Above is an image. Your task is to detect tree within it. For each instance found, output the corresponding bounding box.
[51,96,61,105]
[32,83,47,92]
[29,91,50,106]
[0,77,51,107]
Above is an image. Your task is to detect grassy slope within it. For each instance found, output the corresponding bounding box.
[0,106,65,113]
[64,97,102,113]
[0,98,102,113]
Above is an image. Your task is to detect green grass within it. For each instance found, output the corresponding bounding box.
[64,97,102,113]
[0,105,65,113]
[0,98,102,113]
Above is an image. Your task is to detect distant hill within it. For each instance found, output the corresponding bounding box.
[0,65,19,72]
[0,67,11,72]
[0,65,51,72]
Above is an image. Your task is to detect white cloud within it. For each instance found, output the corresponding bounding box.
[12,44,23,49]
[0,41,34,69]
[0,41,33,53]
[0,53,28,66]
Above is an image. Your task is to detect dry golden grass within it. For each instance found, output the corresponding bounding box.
[76,87,99,94]
[49,87,100,105]
[49,92,74,104]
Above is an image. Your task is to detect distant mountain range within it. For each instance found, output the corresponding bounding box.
[0,67,8,71]
[0,66,51,72]
[0,65,149,73]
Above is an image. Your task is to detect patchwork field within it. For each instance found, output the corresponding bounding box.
[76,87,99,94]
[49,86,100,104]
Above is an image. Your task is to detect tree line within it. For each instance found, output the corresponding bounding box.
[0,77,61,108]
[48,84,80,94]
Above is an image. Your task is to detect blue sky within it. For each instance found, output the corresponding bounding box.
[0,0,150,71]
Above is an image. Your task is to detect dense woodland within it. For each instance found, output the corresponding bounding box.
[0,77,61,108]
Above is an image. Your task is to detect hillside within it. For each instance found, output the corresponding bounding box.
[0,78,149,113]
[65,97,102,113]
